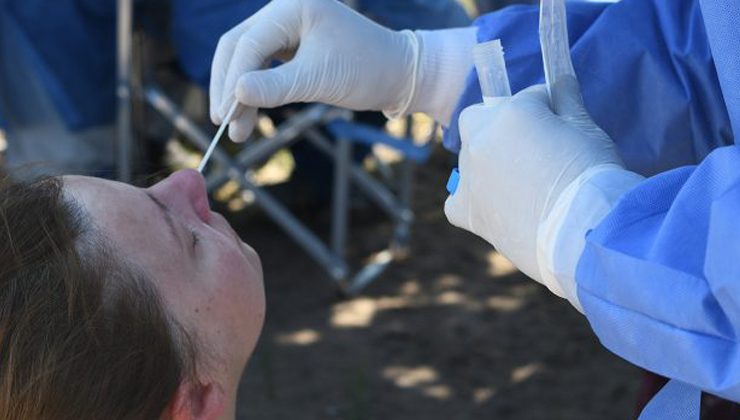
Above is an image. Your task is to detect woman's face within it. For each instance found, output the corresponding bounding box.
[64,170,265,390]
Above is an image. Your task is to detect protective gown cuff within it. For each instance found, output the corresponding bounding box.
[536,164,644,312]
[384,27,477,125]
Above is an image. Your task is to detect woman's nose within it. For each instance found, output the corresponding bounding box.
[149,169,211,223]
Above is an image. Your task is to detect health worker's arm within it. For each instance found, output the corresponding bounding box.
[446,0,733,176]
[445,66,740,403]
[572,145,740,403]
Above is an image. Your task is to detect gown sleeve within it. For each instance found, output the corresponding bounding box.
[576,145,740,403]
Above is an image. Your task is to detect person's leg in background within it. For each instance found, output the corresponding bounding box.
[0,1,116,177]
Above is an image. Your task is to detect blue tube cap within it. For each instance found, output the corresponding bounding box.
[446,168,460,194]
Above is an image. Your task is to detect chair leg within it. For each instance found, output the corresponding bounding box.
[392,159,414,257]
[331,137,352,259]
[116,0,133,182]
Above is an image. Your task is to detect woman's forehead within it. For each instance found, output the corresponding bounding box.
[62,176,154,240]
[63,176,144,214]
[64,176,188,280]
[63,175,130,193]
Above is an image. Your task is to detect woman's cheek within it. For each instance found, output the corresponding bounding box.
[212,238,260,293]
[241,242,262,276]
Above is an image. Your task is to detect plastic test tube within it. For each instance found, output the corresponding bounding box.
[539,0,576,105]
[473,39,512,104]
[447,39,513,196]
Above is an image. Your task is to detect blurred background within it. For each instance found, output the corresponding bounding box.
[0,0,641,418]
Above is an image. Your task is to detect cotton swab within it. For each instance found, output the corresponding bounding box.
[197,100,239,173]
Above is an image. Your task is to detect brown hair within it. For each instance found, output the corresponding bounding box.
[0,173,197,419]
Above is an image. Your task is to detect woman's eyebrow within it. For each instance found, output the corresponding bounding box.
[144,192,187,251]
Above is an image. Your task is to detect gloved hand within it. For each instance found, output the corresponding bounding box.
[210,0,420,142]
[445,77,633,305]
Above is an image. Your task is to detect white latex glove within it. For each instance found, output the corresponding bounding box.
[445,77,638,306]
[210,0,417,141]
[210,0,476,141]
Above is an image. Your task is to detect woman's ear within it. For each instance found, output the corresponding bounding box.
[166,381,226,420]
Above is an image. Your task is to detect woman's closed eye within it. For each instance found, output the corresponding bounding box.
[191,229,201,249]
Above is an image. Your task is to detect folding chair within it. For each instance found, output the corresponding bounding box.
[115,0,432,294]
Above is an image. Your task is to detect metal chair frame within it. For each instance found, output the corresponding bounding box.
[116,0,428,293]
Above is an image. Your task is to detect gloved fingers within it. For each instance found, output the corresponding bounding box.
[228,107,258,143]
[210,17,256,125]
[458,100,507,150]
[505,85,566,128]
[211,31,241,124]
[459,104,488,145]
[444,187,471,232]
[235,61,301,109]
[211,0,296,122]
[459,102,501,130]
[512,84,550,106]
[218,18,299,120]
[445,103,492,232]
[213,0,300,120]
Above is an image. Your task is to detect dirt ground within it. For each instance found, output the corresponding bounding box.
[229,146,641,420]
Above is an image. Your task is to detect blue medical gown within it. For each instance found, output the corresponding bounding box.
[448,0,740,401]
[446,0,733,176]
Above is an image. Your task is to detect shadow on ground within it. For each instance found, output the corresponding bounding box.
[229,147,640,420]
